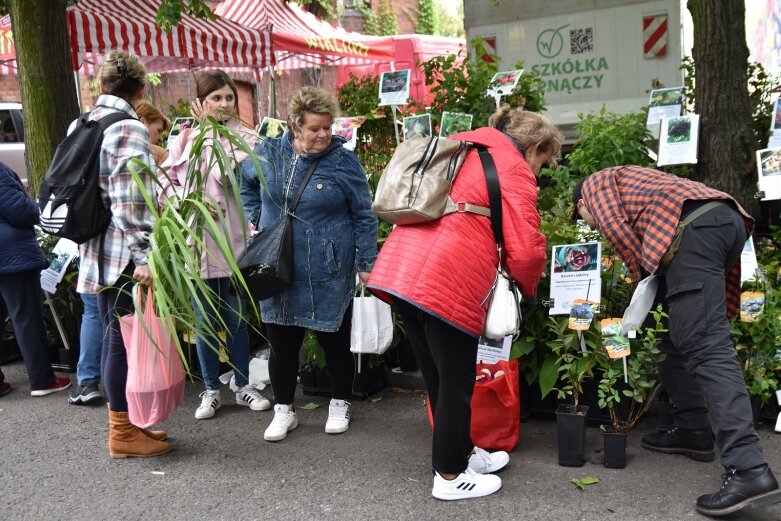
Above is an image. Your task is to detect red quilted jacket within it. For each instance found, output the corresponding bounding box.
[367,127,547,337]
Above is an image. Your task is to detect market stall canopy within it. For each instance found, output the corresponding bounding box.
[0,0,273,75]
[215,0,395,71]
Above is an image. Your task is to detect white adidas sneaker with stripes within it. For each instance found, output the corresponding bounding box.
[431,467,502,500]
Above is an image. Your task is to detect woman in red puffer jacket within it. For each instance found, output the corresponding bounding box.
[367,106,561,501]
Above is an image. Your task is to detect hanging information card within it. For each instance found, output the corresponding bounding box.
[657,114,699,166]
[549,242,602,316]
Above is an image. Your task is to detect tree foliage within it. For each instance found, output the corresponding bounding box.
[416,0,437,35]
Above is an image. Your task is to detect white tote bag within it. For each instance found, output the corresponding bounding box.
[620,275,659,335]
[483,269,522,340]
[350,287,394,371]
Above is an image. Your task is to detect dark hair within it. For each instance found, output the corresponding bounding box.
[195,69,239,114]
[99,50,147,102]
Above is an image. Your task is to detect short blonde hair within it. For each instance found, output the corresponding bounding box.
[134,100,172,132]
[99,50,147,102]
[288,87,339,129]
[489,106,562,165]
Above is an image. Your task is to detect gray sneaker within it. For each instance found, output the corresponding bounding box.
[67,382,103,405]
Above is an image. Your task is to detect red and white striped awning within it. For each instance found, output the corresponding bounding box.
[70,0,272,72]
[0,0,272,75]
[216,0,395,71]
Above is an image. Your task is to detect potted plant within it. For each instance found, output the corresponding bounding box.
[540,316,599,467]
[596,307,666,468]
[732,287,781,426]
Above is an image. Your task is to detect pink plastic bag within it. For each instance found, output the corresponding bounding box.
[119,286,185,428]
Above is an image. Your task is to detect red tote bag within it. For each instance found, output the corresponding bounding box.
[427,359,521,452]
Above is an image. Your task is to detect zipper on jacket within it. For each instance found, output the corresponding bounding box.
[283,154,300,214]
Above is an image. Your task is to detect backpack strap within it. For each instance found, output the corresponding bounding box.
[92,110,134,286]
[95,111,135,130]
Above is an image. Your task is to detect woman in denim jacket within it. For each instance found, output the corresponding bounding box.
[241,87,378,442]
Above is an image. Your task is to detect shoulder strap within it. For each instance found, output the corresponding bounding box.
[478,147,503,248]
[288,157,323,213]
[679,200,725,227]
[95,111,134,131]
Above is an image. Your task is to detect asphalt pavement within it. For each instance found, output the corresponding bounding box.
[1,361,780,521]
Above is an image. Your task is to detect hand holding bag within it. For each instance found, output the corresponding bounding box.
[350,286,394,356]
[236,158,321,301]
[119,285,186,428]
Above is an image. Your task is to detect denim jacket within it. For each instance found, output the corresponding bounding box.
[241,132,378,331]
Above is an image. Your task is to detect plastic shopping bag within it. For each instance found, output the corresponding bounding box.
[621,275,659,335]
[427,359,521,452]
[350,287,393,355]
[119,285,185,428]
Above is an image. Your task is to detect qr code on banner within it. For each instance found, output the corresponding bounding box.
[569,28,594,54]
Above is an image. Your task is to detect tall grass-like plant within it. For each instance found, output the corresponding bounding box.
[128,115,268,376]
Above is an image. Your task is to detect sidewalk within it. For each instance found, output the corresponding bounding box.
[1,360,779,521]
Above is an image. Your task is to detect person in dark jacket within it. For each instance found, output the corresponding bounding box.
[0,161,71,397]
[368,107,561,500]
[572,166,781,517]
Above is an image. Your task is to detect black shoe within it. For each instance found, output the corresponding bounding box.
[696,465,781,516]
[67,382,103,405]
[641,426,715,462]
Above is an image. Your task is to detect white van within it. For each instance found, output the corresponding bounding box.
[0,102,26,185]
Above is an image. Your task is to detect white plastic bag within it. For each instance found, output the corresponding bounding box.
[350,287,393,356]
[621,275,659,335]
[483,270,521,340]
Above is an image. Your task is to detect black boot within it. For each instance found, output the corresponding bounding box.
[696,465,781,516]
[641,426,715,462]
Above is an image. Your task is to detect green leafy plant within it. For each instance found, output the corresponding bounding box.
[596,306,667,433]
[566,106,654,177]
[539,317,599,406]
[731,287,781,406]
[129,115,267,377]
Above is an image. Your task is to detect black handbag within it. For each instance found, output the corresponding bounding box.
[236,157,321,301]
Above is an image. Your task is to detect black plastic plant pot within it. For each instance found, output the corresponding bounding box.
[603,431,627,469]
[556,403,589,467]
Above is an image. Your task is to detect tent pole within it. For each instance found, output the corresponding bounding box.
[73,70,84,111]
[268,64,277,118]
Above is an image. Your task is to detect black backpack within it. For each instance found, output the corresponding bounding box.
[38,112,133,243]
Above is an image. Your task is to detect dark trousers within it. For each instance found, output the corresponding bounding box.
[655,203,766,470]
[97,265,135,412]
[0,269,55,390]
[265,302,354,405]
[394,299,477,475]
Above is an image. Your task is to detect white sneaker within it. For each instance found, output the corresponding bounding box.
[325,399,350,434]
[195,390,221,419]
[264,404,298,441]
[432,467,502,500]
[468,446,510,474]
[236,385,271,411]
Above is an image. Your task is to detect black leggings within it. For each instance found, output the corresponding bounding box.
[97,265,135,412]
[265,303,354,405]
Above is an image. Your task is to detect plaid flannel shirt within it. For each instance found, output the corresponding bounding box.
[76,95,156,294]
[581,166,754,318]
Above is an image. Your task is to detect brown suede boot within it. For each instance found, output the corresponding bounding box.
[140,429,168,441]
[108,409,172,459]
[106,404,167,441]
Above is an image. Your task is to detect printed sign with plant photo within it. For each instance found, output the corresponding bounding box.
[486,69,523,97]
[439,111,473,137]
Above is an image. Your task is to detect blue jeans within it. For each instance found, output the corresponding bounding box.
[193,277,249,390]
[77,292,102,386]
